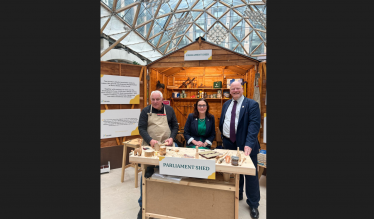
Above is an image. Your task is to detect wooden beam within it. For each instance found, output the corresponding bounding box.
[144,67,147,108]
[100,16,112,34]
[116,2,140,14]
[112,0,118,11]
[132,4,141,28]
[100,31,131,57]
[146,4,162,40]
[249,42,264,56]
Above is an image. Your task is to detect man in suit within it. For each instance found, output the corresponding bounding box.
[219,81,261,219]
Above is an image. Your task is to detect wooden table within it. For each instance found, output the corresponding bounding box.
[130,147,256,219]
[121,138,142,188]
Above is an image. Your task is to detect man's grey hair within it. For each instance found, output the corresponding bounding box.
[150,90,163,99]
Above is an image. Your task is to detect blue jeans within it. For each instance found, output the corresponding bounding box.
[138,143,178,207]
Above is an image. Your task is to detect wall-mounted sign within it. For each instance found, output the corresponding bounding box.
[163,100,170,105]
[184,50,212,61]
[159,156,216,179]
[101,109,140,139]
[101,74,139,104]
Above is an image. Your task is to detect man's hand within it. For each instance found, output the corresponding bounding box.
[244,146,252,156]
[150,139,158,148]
[164,138,174,146]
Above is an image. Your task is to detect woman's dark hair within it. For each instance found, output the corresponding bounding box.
[156,80,165,89]
[193,98,212,118]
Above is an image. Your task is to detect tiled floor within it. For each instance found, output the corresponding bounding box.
[101,167,266,219]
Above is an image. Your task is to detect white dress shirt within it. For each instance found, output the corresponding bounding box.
[223,95,245,139]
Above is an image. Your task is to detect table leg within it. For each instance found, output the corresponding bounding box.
[235,174,239,219]
[258,165,265,180]
[134,163,138,188]
[121,145,127,182]
[141,164,147,219]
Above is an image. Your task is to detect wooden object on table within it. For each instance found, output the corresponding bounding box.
[195,146,199,159]
[239,158,246,166]
[133,147,142,156]
[236,147,241,160]
[159,146,166,156]
[144,149,155,157]
[121,138,143,188]
[225,155,231,164]
[199,151,220,159]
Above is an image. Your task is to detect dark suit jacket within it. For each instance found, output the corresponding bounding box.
[184,113,216,145]
[219,97,261,154]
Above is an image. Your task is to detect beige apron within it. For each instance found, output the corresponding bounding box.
[141,106,171,146]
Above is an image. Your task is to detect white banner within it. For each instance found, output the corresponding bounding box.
[184,50,212,61]
[101,109,140,139]
[101,74,140,104]
[159,156,216,179]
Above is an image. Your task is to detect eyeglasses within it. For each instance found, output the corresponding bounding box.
[197,105,207,108]
[151,98,161,102]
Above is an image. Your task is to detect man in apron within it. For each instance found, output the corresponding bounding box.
[137,90,179,219]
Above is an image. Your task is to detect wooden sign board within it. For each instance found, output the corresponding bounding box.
[184,50,212,61]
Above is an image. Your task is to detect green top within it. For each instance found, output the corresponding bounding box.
[197,118,206,139]
[187,118,209,149]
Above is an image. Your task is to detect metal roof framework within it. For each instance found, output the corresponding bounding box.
[100,0,266,61]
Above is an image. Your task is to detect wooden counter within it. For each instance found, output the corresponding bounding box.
[130,147,256,219]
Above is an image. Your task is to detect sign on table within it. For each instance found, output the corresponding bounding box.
[184,50,212,61]
[159,156,216,179]
[101,109,140,139]
[101,74,139,104]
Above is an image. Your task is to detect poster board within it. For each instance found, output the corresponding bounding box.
[101,109,140,139]
[101,74,140,104]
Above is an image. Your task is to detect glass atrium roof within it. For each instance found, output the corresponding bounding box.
[101,0,266,61]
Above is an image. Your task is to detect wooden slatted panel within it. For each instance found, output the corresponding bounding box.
[100,61,145,148]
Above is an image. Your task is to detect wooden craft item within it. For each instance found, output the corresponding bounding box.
[159,146,166,156]
[239,158,246,166]
[144,149,155,157]
[236,147,241,160]
[199,151,220,159]
[195,146,199,159]
[222,173,230,182]
[184,154,194,158]
[218,158,225,164]
[225,155,231,163]
[133,147,142,156]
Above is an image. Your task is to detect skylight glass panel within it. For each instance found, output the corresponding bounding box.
[169,0,180,10]
[193,1,204,10]
[177,1,189,10]
[149,23,162,38]
[159,43,168,53]
[158,3,171,16]
[150,34,162,47]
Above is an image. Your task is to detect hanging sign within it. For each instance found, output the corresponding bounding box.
[184,50,212,61]
[101,109,140,139]
[159,156,216,179]
[101,74,140,104]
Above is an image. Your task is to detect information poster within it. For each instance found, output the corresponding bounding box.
[101,109,140,139]
[184,50,212,61]
[159,156,216,179]
[101,74,140,104]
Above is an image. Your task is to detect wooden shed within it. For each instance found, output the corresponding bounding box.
[147,37,267,149]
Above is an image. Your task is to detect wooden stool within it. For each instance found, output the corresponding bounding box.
[258,164,266,180]
[121,138,142,188]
